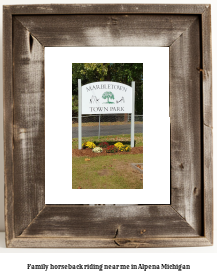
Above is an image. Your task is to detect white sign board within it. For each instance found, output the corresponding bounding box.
[81,81,132,114]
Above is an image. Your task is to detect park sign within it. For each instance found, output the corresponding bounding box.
[81,81,132,114]
[78,79,135,149]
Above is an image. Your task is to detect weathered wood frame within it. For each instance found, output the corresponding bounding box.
[3,4,212,248]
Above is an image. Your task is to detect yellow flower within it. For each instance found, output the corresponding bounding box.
[114,142,124,150]
[83,141,96,149]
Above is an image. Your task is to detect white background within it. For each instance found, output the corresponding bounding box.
[45,47,170,204]
[0,0,216,276]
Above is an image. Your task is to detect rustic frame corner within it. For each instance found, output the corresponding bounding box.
[3,4,213,248]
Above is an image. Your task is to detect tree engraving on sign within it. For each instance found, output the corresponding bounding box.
[102,91,115,104]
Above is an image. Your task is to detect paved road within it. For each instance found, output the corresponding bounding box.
[72,123,143,138]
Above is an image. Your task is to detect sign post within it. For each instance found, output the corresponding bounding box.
[131,81,135,148]
[98,114,101,140]
[78,79,82,149]
[77,81,135,149]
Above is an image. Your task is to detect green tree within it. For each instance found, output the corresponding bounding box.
[72,95,78,117]
[102,91,115,104]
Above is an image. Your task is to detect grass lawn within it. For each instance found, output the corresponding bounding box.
[72,153,143,189]
[72,133,143,149]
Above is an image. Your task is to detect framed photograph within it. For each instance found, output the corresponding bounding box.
[4,4,212,248]
[45,47,170,204]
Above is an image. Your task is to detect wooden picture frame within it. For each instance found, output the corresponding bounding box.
[3,4,212,248]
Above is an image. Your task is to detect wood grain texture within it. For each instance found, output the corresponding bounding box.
[202,6,213,245]
[202,6,212,129]
[203,126,213,244]
[20,205,199,238]
[8,236,212,248]
[12,17,45,237]
[170,17,202,234]
[3,7,14,247]
[3,4,213,248]
[16,15,198,47]
[4,4,207,15]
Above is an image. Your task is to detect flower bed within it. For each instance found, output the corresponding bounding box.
[81,141,131,154]
[73,146,143,157]
[94,140,136,146]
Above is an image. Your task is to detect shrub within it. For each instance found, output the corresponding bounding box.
[82,141,96,149]
[98,142,109,148]
[92,147,103,153]
[106,145,119,153]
